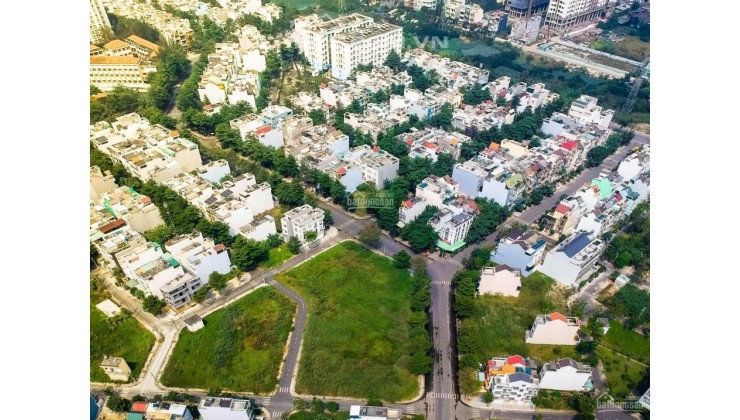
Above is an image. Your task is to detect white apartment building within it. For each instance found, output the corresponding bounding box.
[90,0,112,45]
[538,231,604,286]
[296,13,374,73]
[617,146,650,180]
[280,204,325,246]
[198,43,260,108]
[96,186,165,233]
[330,23,403,80]
[403,48,490,91]
[545,0,608,31]
[525,312,582,345]
[430,208,475,251]
[166,232,232,282]
[567,95,614,128]
[102,0,193,48]
[539,358,593,391]
[478,265,522,297]
[90,166,118,202]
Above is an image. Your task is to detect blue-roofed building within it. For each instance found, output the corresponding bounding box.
[491,230,547,276]
[537,231,604,286]
[90,395,101,420]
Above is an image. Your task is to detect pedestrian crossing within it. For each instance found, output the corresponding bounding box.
[278,386,290,393]
[405,405,415,414]
[261,397,271,405]
[431,280,452,286]
[470,408,481,419]
[268,279,277,286]
[271,410,283,418]
[427,391,456,400]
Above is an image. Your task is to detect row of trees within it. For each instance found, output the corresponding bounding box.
[585,130,636,167]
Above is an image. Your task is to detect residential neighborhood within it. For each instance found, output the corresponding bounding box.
[85,1,654,420]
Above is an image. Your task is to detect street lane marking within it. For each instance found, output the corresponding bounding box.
[279,386,290,393]
[428,392,456,400]
[432,281,452,285]
[406,405,415,414]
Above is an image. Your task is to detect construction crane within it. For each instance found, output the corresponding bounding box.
[621,56,650,114]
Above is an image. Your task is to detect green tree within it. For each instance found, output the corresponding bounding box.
[106,395,131,412]
[410,256,428,276]
[358,223,381,245]
[323,209,334,226]
[208,272,228,291]
[366,399,383,407]
[615,251,632,268]
[287,236,303,254]
[231,237,268,270]
[308,108,326,125]
[275,181,306,206]
[143,295,165,315]
[305,230,318,243]
[483,391,494,404]
[586,146,611,167]
[384,49,403,71]
[393,251,411,269]
[193,286,210,303]
[326,401,339,412]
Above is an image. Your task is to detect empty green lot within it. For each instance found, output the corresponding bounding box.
[601,320,650,365]
[90,287,155,383]
[161,287,296,393]
[277,241,420,402]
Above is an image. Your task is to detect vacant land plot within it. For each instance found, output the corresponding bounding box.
[90,288,155,383]
[601,321,650,365]
[461,271,572,361]
[259,243,293,269]
[591,36,649,62]
[597,346,648,399]
[161,287,296,393]
[278,241,420,402]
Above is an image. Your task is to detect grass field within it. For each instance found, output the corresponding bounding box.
[161,287,296,393]
[601,321,650,365]
[591,36,649,62]
[597,346,648,399]
[90,288,155,383]
[259,244,293,269]
[277,241,420,402]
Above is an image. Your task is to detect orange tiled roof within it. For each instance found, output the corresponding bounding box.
[104,39,129,50]
[90,56,140,65]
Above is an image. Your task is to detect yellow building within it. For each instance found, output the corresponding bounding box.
[99,356,131,382]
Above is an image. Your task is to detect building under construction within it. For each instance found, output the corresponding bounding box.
[544,0,607,31]
[507,0,550,19]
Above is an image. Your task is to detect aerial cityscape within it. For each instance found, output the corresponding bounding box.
[89,0,650,419]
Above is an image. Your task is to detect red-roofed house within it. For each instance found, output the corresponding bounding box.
[555,204,570,214]
[560,140,577,151]
[131,402,149,413]
[506,355,525,366]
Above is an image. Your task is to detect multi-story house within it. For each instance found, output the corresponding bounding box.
[490,230,547,276]
[199,397,255,420]
[165,232,232,282]
[280,205,325,246]
[483,355,539,408]
[567,95,614,128]
[90,166,118,202]
[525,312,581,345]
[478,265,522,297]
[537,231,604,286]
[539,358,593,391]
[95,186,165,233]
